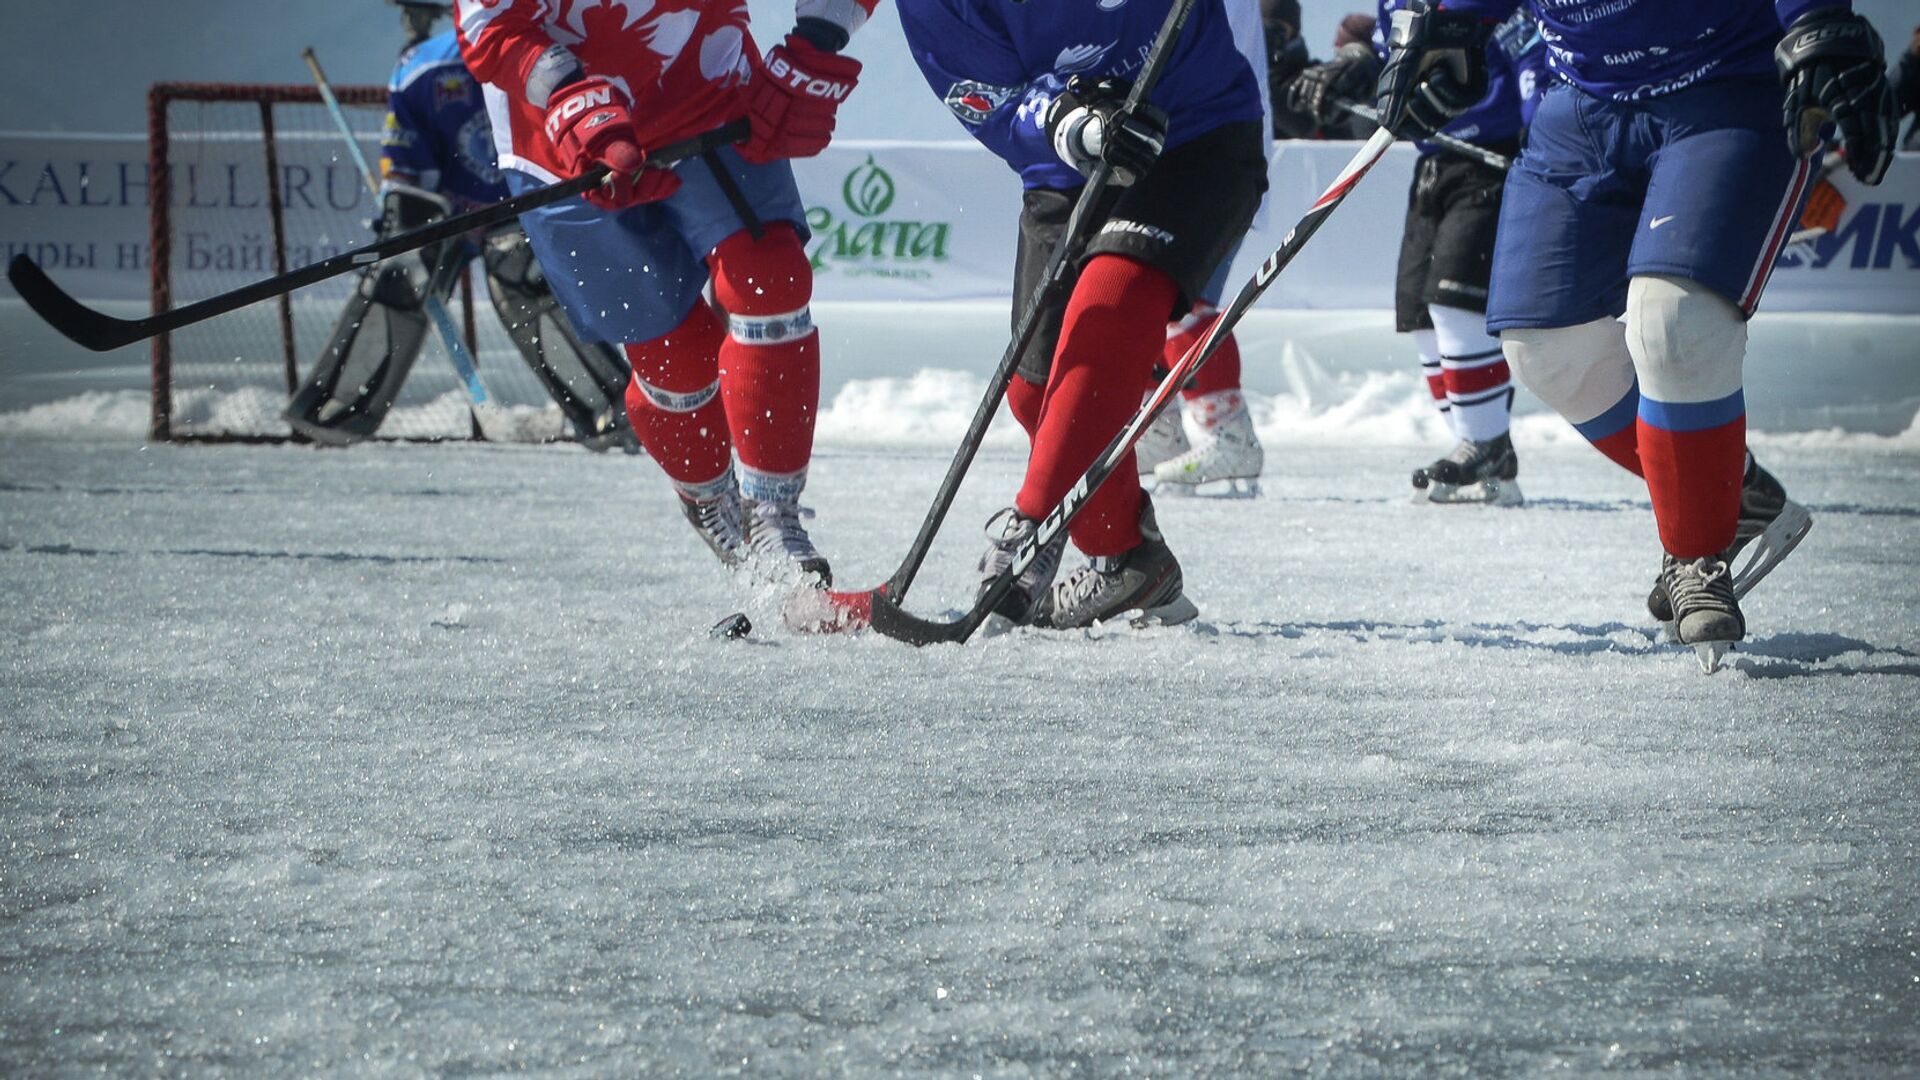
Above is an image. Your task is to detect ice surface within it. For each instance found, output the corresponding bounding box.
[3,338,1919,1074]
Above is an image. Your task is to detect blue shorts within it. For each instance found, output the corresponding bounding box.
[1486,77,1814,333]
[506,145,809,344]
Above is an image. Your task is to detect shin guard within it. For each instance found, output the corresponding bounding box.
[1016,255,1180,558]
[710,225,820,503]
[622,303,732,492]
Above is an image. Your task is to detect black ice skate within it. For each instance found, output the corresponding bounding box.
[679,486,747,569]
[1033,496,1198,630]
[1647,458,1813,630]
[975,507,1068,635]
[1660,553,1744,673]
[743,497,832,588]
[1410,433,1522,506]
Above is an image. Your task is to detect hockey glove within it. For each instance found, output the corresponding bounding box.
[1288,42,1383,125]
[1374,1,1492,141]
[544,77,681,210]
[1045,76,1169,187]
[1776,8,1895,185]
[740,33,862,164]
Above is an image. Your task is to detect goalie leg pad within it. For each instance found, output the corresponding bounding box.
[481,225,634,444]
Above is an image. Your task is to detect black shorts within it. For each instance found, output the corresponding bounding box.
[1393,147,1512,333]
[1012,121,1267,384]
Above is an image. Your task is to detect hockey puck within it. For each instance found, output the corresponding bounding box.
[710,612,753,640]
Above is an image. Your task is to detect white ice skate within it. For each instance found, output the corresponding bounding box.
[1135,404,1189,477]
[742,497,832,588]
[1152,395,1262,498]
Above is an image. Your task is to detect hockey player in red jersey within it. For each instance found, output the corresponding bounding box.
[455,0,877,586]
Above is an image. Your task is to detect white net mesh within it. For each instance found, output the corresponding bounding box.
[155,90,569,441]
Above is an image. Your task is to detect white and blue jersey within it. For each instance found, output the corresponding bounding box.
[1374,2,1545,154]
[382,32,508,208]
[1448,0,1847,101]
[897,0,1266,190]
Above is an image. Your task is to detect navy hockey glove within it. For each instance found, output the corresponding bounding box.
[1375,1,1491,141]
[1288,42,1383,125]
[1776,8,1896,185]
[1045,76,1169,187]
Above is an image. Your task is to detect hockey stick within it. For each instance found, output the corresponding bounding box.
[1332,99,1512,171]
[299,46,512,440]
[8,119,750,353]
[790,0,1200,633]
[869,126,1399,646]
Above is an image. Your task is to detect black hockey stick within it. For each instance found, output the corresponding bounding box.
[1331,98,1512,171]
[870,126,1399,646]
[8,119,751,353]
[790,0,1199,633]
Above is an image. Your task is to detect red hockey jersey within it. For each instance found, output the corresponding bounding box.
[457,0,877,181]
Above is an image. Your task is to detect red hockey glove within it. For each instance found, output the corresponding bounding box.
[544,76,682,210]
[740,34,862,164]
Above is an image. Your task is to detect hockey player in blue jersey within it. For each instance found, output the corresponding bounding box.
[1373,0,1897,669]
[1293,2,1544,505]
[287,0,634,448]
[899,0,1268,630]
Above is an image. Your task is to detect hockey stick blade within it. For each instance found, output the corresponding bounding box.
[9,119,750,353]
[867,128,1398,647]
[782,586,877,634]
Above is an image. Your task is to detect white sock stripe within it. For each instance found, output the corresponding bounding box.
[738,464,808,504]
[1447,387,1513,408]
[728,307,814,345]
[674,468,736,503]
[635,377,718,414]
[1439,347,1505,366]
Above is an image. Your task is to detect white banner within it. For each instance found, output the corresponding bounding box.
[4,131,1917,314]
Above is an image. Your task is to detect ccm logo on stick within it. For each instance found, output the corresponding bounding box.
[766,57,852,100]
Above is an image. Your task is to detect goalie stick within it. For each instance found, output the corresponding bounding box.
[298,46,514,441]
[784,0,1201,636]
[8,120,750,353]
[863,126,1400,646]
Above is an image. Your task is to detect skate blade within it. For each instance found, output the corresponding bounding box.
[1127,594,1200,629]
[1157,477,1260,499]
[1692,640,1734,674]
[1732,501,1812,600]
[1421,479,1524,507]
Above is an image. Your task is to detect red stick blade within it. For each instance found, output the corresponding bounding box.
[782,586,876,634]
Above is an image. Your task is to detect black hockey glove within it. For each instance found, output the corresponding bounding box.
[1045,76,1169,187]
[1374,0,1492,141]
[1776,8,1896,185]
[1288,42,1383,125]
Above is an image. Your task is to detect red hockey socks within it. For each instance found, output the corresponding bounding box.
[1016,255,1179,557]
[1638,392,1745,558]
[1007,374,1046,441]
[709,224,820,503]
[622,302,732,496]
[1571,385,1647,477]
[1164,302,1241,399]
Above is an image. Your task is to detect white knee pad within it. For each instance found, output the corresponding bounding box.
[1500,316,1635,426]
[1623,274,1745,406]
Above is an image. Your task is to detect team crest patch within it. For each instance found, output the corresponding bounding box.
[435,74,470,106]
[943,80,1015,125]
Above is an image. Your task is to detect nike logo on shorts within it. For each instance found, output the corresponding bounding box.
[1650,215,1676,230]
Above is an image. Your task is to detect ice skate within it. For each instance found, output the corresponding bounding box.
[1033,496,1198,630]
[1410,433,1522,506]
[1660,553,1743,673]
[743,497,832,588]
[1152,399,1263,498]
[678,485,747,569]
[1648,459,1812,631]
[1134,403,1189,477]
[975,507,1068,636]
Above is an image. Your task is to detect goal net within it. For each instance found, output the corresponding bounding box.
[149,82,575,442]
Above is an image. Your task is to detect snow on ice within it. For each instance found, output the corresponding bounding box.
[2,313,1918,1075]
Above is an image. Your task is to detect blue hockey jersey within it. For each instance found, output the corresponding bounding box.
[1374,1,1545,153]
[1445,0,1851,102]
[897,0,1266,190]
[382,31,508,208]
